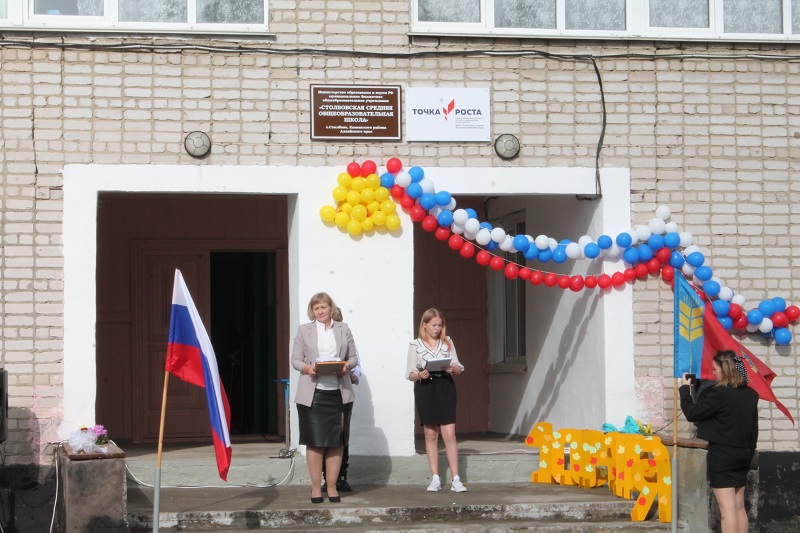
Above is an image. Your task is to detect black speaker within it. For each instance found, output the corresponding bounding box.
[0,368,7,443]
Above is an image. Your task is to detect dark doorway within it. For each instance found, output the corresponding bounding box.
[211,252,278,436]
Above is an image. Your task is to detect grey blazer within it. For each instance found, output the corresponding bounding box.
[291,321,358,407]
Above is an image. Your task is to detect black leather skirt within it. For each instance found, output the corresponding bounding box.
[414,372,457,426]
[297,389,345,448]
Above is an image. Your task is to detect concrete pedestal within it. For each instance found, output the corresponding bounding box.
[58,442,127,532]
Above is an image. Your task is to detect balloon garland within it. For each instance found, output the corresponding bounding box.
[321,159,798,345]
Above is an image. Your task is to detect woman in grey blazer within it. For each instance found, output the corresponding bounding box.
[291,292,358,503]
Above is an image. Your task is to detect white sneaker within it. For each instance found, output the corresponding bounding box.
[451,476,467,493]
[426,475,442,492]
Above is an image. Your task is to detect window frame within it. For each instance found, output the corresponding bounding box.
[410,0,800,43]
[0,0,271,35]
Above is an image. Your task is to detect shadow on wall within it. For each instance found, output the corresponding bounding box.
[347,374,391,485]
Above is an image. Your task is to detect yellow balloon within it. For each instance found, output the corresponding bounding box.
[351,177,366,192]
[380,200,396,215]
[375,187,390,203]
[351,204,368,221]
[334,211,350,228]
[332,186,348,203]
[337,172,352,188]
[385,214,401,231]
[360,187,375,204]
[367,201,381,214]
[320,205,336,222]
[340,202,353,213]
[346,190,361,206]
[347,219,362,235]
[361,218,374,232]
[372,211,386,226]
[365,173,381,190]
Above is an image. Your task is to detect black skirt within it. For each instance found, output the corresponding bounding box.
[414,372,456,426]
[297,389,345,448]
[707,443,753,489]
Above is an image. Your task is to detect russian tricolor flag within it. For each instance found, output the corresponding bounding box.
[165,269,232,481]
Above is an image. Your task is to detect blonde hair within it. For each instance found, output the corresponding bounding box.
[418,308,450,347]
[713,350,746,388]
[306,292,339,322]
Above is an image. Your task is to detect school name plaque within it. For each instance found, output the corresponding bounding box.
[310,85,402,141]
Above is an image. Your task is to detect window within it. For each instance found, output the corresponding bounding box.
[0,0,269,34]
[411,0,800,42]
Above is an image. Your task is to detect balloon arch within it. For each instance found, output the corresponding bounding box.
[319,158,798,347]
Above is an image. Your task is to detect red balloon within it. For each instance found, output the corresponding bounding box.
[597,274,612,289]
[557,275,571,289]
[347,161,361,177]
[584,275,598,289]
[624,268,636,281]
[476,250,491,266]
[733,315,749,331]
[448,234,463,251]
[489,256,505,271]
[543,273,558,287]
[410,205,426,222]
[728,303,743,320]
[785,305,800,322]
[434,227,451,241]
[646,258,661,274]
[635,264,649,279]
[504,263,520,280]
[771,312,789,328]
[400,195,415,209]
[569,276,585,292]
[421,215,438,232]
[390,185,405,199]
[661,265,675,282]
[361,160,377,176]
[656,247,671,264]
[519,267,532,281]
[459,242,475,258]
[612,272,626,287]
[529,270,543,285]
[386,157,402,174]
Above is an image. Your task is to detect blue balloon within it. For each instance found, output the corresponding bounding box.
[584,243,600,258]
[437,210,453,227]
[718,316,733,330]
[465,208,478,219]
[538,248,552,262]
[408,166,424,182]
[559,239,572,246]
[747,309,764,325]
[774,327,793,345]
[406,182,422,199]
[694,266,713,281]
[552,247,567,263]
[513,234,530,253]
[623,247,640,264]
[664,232,681,249]
[523,246,539,260]
[435,191,452,206]
[669,251,685,268]
[712,300,731,316]
[686,252,705,267]
[597,235,613,249]
[419,193,436,210]
[703,281,720,297]
[758,300,776,318]
[480,221,493,230]
[637,244,653,262]
[486,240,499,251]
[616,232,632,248]
[380,172,396,188]
[648,234,665,251]
[772,297,787,313]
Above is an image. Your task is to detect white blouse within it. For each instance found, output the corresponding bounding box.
[405,338,464,380]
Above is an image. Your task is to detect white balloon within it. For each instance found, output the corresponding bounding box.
[429,206,441,217]
[635,224,652,242]
[446,198,457,211]
[759,318,774,334]
[682,263,695,277]
[548,238,558,251]
[535,235,550,250]
[679,232,693,248]
[578,235,593,246]
[566,242,581,259]
[718,287,734,301]
[665,222,679,233]
[463,228,478,240]
[395,171,411,188]
[746,323,759,333]
[711,276,724,287]
[649,217,666,235]
[656,205,671,221]
[419,178,435,195]
[451,222,465,235]
[731,294,746,307]
[453,209,469,225]
[628,231,640,246]
[476,228,492,245]
[606,242,621,258]
[684,245,700,256]
[490,227,506,243]
[500,235,515,252]
[464,218,481,234]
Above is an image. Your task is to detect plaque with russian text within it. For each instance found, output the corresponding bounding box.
[310,85,402,141]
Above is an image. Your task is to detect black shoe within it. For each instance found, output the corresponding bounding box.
[328,495,341,503]
[337,479,352,492]
[311,496,324,504]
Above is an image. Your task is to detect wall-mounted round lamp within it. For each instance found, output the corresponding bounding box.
[184,131,212,158]
[494,134,520,160]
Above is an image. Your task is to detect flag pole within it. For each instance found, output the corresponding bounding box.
[153,371,170,533]
[671,378,679,533]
